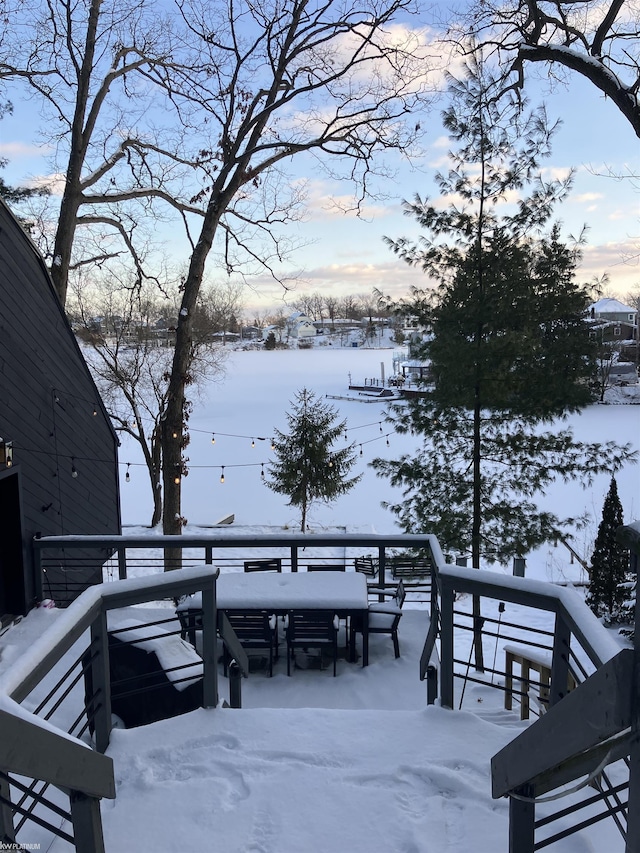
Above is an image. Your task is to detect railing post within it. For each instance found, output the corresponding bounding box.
[229,661,242,708]
[201,578,218,709]
[290,546,298,572]
[90,610,112,754]
[69,790,106,853]
[378,546,386,592]
[508,787,535,853]
[626,559,640,853]
[0,771,15,844]
[426,665,438,705]
[117,545,127,580]
[440,577,455,709]
[550,612,571,708]
[33,534,44,601]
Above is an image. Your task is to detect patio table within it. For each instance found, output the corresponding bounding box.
[177,571,369,666]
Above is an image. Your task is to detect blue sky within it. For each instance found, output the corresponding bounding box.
[1,38,638,314]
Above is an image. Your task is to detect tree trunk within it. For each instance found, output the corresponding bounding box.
[161,194,225,547]
[150,425,162,527]
[49,0,101,306]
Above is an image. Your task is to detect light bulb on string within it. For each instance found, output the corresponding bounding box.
[251,438,255,448]
[125,463,131,483]
[172,430,179,440]
[211,434,215,444]
[359,445,363,456]
[220,466,225,484]
[379,422,383,432]
[92,406,97,417]
[71,458,78,478]
[261,463,265,478]
[270,438,275,450]
[386,435,390,446]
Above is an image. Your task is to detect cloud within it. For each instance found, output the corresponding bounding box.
[579,237,639,291]
[573,192,604,203]
[27,172,66,195]
[296,179,392,221]
[0,141,49,158]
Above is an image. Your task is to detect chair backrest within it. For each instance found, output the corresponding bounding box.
[390,557,431,579]
[286,610,337,641]
[395,580,406,609]
[225,610,275,643]
[354,556,376,577]
[306,565,346,572]
[243,558,282,573]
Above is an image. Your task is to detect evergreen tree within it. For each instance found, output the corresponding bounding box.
[266,388,361,532]
[587,476,630,620]
[372,61,636,670]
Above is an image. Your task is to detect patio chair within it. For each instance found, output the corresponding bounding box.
[367,580,406,658]
[306,565,346,571]
[390,557,431,580]
[243,558,282,573]
[222,610,279,677]
[354,556,377,577]
[285,610,339,676]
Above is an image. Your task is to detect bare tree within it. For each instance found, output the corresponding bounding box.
[339,294,363,320]
[462,1,640,138]
[159,0,435,536]
[71,275,228,526]
[309,291,326,323]
[324,294,339,328]
[0,0,202,304]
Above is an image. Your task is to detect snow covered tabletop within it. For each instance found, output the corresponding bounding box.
[177,570,368,612]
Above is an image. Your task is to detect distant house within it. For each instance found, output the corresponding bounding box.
[588,298,637,342]
[0,199,121,619]
[287,312,317,338]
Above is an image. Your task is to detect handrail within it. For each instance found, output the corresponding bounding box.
[33,532,441,549]
[0,707,115,800]
[0,563,220,849]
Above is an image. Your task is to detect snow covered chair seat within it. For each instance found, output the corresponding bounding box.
[367,580,406,659]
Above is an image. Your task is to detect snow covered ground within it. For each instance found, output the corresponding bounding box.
[1,344,638,852]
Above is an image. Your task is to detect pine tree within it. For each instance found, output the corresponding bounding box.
[587,476,630,620]
[374,59,634,567]
[266,388,361,532]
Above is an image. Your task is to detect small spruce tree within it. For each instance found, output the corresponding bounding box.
[586,476,630,619]
[266,388,361,532]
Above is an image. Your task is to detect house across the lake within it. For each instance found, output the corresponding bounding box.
[0,198,121,621]
[588,297,638,342]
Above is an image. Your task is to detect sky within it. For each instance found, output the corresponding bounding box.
[0,7,638,315]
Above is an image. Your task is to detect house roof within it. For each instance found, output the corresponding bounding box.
[590,297,636,315]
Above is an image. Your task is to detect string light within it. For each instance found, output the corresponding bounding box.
[261,463,265,478]
[211,434,215,444]
[220,466,225,484]
[92,407,98,417]
[125,463,131,483]
[71,458,78,478]
[251,438,255,448]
